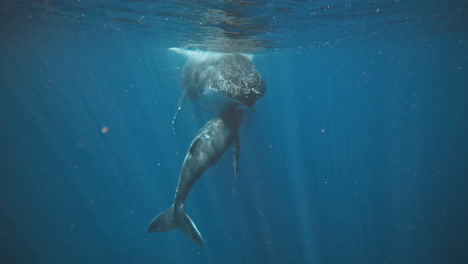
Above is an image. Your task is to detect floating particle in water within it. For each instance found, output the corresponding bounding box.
[101,126,109,134]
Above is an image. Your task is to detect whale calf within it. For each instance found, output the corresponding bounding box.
[148,108,244,247]
[170,48,266,130]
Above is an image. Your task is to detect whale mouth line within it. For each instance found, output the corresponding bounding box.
[193,89,243,113]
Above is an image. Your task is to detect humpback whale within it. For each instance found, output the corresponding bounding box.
[170,49,266,130]
[148,108,244,247]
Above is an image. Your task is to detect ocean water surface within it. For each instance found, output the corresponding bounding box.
[0,1,467,263]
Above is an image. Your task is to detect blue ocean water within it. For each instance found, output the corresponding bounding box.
[1,1,467,263]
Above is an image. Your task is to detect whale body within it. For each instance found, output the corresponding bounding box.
[148,108,244,247]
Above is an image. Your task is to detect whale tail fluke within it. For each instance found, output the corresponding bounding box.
[148,205,203,247]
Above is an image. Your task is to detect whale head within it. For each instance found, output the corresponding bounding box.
[174,49,266,112]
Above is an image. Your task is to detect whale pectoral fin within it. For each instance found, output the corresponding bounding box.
[232,134,240,178]
[172,93,186,135]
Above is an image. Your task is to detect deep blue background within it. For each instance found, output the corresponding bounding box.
[1,30,467,263]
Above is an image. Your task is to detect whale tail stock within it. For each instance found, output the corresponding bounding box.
[147,204,203,247]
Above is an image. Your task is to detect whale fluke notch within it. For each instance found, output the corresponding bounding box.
[232,134,240,178]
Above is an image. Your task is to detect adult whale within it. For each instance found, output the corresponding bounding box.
[148,108,244,247]
[170,48,266,130]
